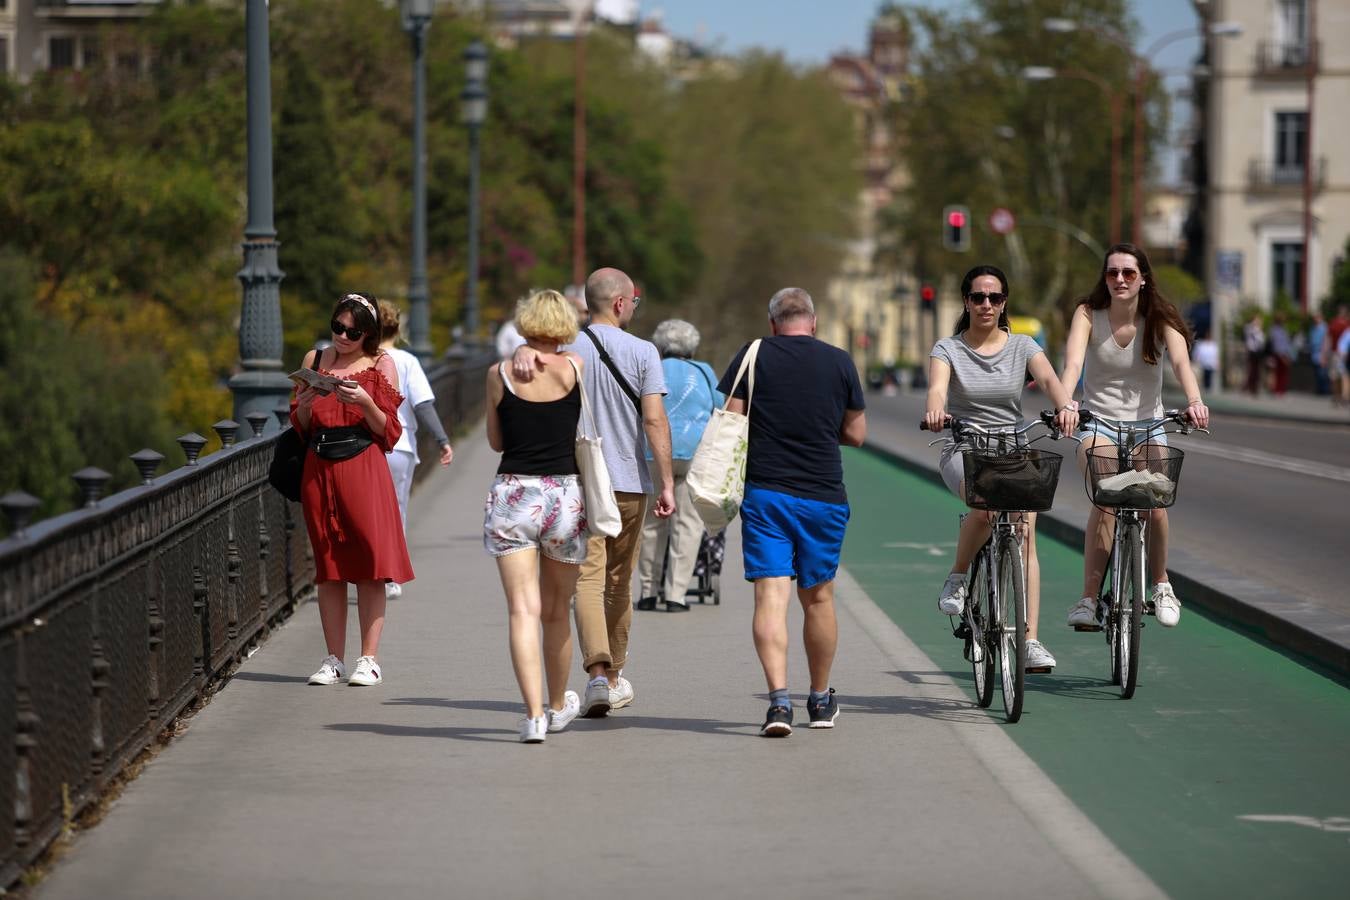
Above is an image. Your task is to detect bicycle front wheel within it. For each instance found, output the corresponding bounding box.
[968,549,994,708]
[996,539,1027,723]
[1118,519,1145,699]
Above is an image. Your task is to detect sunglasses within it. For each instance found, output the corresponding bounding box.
[966,291,1007,307]
[331,319,365,341]
[1105,267,1140,283]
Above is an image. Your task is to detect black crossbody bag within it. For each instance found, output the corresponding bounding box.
[268,349,323,501]
[582,325,642,415]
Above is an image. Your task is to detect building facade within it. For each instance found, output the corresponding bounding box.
[1199,0,1350,320]
[3,0,157,82]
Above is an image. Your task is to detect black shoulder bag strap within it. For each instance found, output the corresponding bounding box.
[582,325,642,415]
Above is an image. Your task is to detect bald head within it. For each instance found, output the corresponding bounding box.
[585,268,633,314]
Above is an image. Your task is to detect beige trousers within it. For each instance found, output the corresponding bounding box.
[637,459,700,605]
[575,492,648,673]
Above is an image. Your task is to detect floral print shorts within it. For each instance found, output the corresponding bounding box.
[483,474,588,564]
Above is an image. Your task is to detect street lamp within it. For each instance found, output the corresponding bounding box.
[401,0,434,364]
[1022,65,1126,244]
[461,40,489,343]
[1040,17,1242,246]
[229,0,290,432]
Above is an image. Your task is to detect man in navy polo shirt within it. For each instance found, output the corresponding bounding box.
[718,287,867,737]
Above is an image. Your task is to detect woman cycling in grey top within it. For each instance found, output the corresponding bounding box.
[1056,243,1210,630]
[925,265,1079,672]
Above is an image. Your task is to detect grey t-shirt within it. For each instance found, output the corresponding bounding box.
[931,332,1042,428]
[564,324,667,494]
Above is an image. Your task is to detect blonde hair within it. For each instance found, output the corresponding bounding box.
[516,289,579,345]
[378,300,403,344]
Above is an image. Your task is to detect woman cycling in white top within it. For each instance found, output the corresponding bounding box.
[1057,243,1211,629]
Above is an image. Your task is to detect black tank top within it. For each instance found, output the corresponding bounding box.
[496,366,581,476]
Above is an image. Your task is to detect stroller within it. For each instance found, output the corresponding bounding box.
[659,528,726,605]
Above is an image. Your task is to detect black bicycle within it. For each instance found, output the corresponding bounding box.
[923,413,1064,723]
[1071,409,1207,699]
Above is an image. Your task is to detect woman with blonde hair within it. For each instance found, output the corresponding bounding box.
[484,289,588,743]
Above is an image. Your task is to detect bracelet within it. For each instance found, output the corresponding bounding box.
[1187,398,1204,406]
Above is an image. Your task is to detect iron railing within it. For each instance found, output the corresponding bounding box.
[1255,39,1319,77]
[1247,157,1326,192]
[0,347,494,886]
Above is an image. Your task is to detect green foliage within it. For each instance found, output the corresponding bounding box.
[1324,235,1350,316]
[1153,264,1204,306]
[879,0,1168,346]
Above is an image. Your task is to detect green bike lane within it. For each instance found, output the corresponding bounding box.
[840,448,1350,899]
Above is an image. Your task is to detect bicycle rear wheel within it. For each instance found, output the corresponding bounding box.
[996,539,1027,723]
[1118,519,1145,699]
[968,549,994,708]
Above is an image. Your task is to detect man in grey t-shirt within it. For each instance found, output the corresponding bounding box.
[514,267,675,719]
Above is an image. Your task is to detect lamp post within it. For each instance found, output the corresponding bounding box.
[228,0,290,432]
[461,41,488,344]
[1023,65,1125,244]
[1042,17,1242,246]
[401,0,435,363]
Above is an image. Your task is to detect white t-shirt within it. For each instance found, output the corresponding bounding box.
[496,321,525,360]
[385,347,435,460]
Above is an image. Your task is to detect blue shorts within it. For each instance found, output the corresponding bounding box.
[740,484,850,589]
[1076,419,1168,448]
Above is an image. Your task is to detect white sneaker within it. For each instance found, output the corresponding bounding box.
[347,655,382,686]
[608,676,635,710]
[385,582,403,598]
[307,655,346,685]
[938,574,968,616]
[547,690,581,733]
[1066,597,1100,627]
[1152,582,1181,627]
[580,676,611,718]
[518,714,547,743]
[1024,639,1056,670]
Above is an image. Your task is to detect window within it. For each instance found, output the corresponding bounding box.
[1273,111,1307,182]
[1276,0,1309,65]
[1271,241,1305,304]
[117,51,140,76]
[82,36,100,71]
[0,37,8,77]
[48,36,75,70]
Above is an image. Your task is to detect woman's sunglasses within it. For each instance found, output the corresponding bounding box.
[966,291,1007,307]
[331,320,365,341]
[1105,267,1140,283]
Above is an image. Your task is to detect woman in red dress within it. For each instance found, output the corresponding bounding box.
[291,292,413,687]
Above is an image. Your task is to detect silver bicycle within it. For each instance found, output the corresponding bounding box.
[923,413,1064,723]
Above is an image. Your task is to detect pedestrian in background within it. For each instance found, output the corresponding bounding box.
[1308,312,1330,396]
[293,293,413,688]
[1192,331,1219,392]
[512,268,675,719]
[636,319,724,613]
[1326,305,1349,406]
[926,265,1078,674]
[484,289,589,743]
[1242,312,1266,396]
[719,288,866,737]
[378,301,454,598]
[1267,312,1292,396]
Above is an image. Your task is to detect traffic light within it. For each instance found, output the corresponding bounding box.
[920,283,936,310]
[942,204,971,252]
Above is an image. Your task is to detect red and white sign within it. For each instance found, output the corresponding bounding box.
[989,207,1016,235]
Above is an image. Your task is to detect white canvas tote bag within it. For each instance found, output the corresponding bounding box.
[568,358,622,538]
[686,339,761,532]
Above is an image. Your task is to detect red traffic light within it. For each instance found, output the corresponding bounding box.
[946,210,967,228]
[920,284,936,302]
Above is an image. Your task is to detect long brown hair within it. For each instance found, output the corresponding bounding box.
[1076,243,1190,365]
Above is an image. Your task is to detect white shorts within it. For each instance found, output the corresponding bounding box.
[483,474,588,564]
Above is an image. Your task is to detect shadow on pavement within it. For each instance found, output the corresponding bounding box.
[230,671,311,684]
[324,722,517,743]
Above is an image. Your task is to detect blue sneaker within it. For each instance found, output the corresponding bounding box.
[760,704,793,737]
[806,688,839,728]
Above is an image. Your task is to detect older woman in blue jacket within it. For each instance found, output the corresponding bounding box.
[636,319,724,612]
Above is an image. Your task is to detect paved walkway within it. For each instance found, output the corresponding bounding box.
[36,428,1160,900]
[1164,385,1350,426]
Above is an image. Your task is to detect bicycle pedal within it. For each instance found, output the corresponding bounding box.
[1025,666,1053,674]
[1072,624,1104,632]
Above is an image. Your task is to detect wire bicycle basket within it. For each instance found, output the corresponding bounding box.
[962,448,1063,512]
[1085,443,1185,509]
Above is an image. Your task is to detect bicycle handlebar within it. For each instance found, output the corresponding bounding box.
[1076,408,1210,438]
[920,412,1063,442]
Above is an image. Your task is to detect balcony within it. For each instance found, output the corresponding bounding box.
[1247,157,1326,192]
[1255,40,1319,77]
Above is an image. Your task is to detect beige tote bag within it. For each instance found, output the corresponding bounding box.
[568,358,622,538]
[687,339,761,532]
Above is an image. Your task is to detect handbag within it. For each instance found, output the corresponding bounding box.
[268,349,324,502]
[686,339,761,531]
[567,357,623,538]
[311,425,375,461]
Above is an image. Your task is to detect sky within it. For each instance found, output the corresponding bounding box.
[639,1,1207,183]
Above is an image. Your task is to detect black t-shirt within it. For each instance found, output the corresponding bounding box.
[717,335,865,505]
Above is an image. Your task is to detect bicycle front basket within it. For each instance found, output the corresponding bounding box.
[1085,443,1185,509]
[962,449,1063,512]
